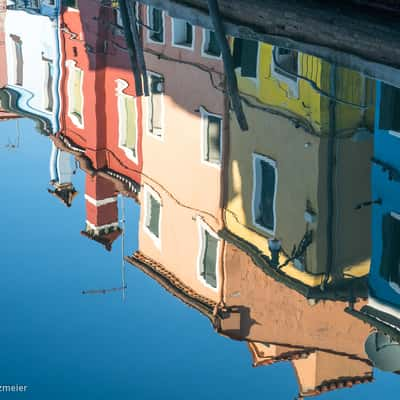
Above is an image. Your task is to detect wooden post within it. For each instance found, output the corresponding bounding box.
[207,0,248,131]
[118,0,143,96]
[127,1,150,96]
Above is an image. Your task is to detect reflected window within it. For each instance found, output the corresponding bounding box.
[66,60,84,127]
[201,107,222,166]
[116,80,137,161]
[233,38,258,78]
[147,6,164,43]
[63,0,78,8]
[172,18,193,48]
[202,29,221,58]
[379,213,400,289]
[252,154,277,234]
[144,186,161,246]
[115,8,123,28]
[147,73,164,138]
[10,35,23,86]
[272,47,298,81]
[198,219,219,289]
[379,83,400,133]
[43,57,54,112]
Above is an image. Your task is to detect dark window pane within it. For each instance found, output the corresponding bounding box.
[379,214,400,286]
[274,47,298,80]
[206,115,221,163]
[202,231,217,288]
[186,23,193,45]
[379,83,400,132]
[255,160,276,231]
[148,195,160,238]
[207,31,220,56]
[233,39,258,78]
[150,8,163,42]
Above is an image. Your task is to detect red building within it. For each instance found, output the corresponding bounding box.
[55,1,143,250]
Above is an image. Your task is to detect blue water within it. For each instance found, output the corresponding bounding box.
[1,118,399,399]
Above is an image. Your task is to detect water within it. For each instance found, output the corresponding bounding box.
[1,1,400,398]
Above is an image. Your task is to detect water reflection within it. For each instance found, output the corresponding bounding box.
[1,1,400,398]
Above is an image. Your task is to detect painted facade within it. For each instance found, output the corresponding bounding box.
[224,40,375,294]
[127,5,227,303]
[3,0,61,133]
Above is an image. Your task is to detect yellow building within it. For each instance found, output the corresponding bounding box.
[222,39,375,297]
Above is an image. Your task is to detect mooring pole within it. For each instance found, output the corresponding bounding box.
[207,0,248,131]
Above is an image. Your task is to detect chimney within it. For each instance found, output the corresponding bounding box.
[81,174,121,251]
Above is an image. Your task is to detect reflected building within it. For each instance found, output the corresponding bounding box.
[1,0,61,134]
[347,81,400,373]
[222,40,375,299]
[126,5,226,305]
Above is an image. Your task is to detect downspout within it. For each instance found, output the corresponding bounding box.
[323,64,336,288]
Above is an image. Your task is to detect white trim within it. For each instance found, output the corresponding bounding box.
[251,153,278,236]
[270,46,300,99]
[84,195,117,207]
[196,217,220,291]
[66,60,84,129]
[146,6,165,45]
[388,130,400,138]
[369,297,400,321]
[390,211,400,221]
[201,29,221,60]
[86,221,119,233]
[200,106,222,168]
[171,17,195,51]
[146,71,165,141]
[115,79,139,163]
[143,184,162,249]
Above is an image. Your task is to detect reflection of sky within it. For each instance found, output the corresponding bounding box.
[0,118,399,399]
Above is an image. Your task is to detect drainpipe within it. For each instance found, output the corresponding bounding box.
[323,64,336,288]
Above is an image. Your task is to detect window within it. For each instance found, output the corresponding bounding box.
[271,46,299,98]
[379,83,400,134]
[272,47,298,81]
[197,219,219,289]
[116,80,137,161]
[147,6,164,43]
[147,73,164,138]
[144,186,161,246]
[172,18,194,48]
[201,107,222,166]
[115,8,123,28]
[379,213,400,289]
[43,58,54,112]
[66,60,84,127]
[252,154,277,234]
[233,38,258,78]
[10,35,23,86]
[63,0,78,8]
[202,29,221,58]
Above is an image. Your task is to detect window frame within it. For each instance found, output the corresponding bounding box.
[171,18,195,51]
[146,71,165,141]
[252,153,278,236]
[116,79,138,163]
[270,46,300,99]
[66,60,84,129]
[143,185,162,248]
[146,6,165,45]
[200,106,223,168]
[196,217,220,291]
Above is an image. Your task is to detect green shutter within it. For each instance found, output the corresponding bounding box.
[240,39,258,78]
[124,96,136,155]
[202,231,218,288]
[206,115,221,163]
[186,22,193,45]
[255,160,276,231]
[148,195,160,238]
